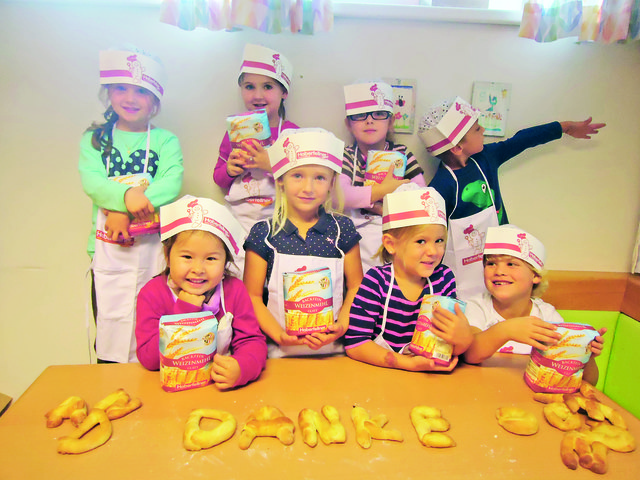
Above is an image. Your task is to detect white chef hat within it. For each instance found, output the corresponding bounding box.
[382,185,447,231]
[99,48,166,100]
[269,128,344,179]
[418,97,481,156]
[344,82,395,116]
[484,225,546,271]
[239,44,293,92]
[160,196,245,256]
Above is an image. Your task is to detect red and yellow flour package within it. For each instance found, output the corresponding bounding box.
[226,109,272,157]
[409,295,466,366]
[364,150,407,186]
[159,312,218,392]
[524,322,598,394]
[283,267,333,336]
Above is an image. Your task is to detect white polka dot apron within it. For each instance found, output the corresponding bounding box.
[92,125,164,363]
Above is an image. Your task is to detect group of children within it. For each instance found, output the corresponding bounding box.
[79,43,606,391]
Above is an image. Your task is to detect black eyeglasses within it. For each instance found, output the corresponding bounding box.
[347,110,392,122]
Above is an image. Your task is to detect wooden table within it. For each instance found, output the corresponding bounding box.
[1,355,638,479]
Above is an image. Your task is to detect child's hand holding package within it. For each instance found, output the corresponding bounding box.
[503,317,562,351]
[303,322,347,351]
[402,353,459,373]
[589,327,607,356]
[240,139,272,173]
[430,303,473,355]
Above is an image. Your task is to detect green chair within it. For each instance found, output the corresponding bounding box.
[603,314,640,419]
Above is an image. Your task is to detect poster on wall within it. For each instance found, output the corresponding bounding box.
[385,78,416,134]
[471,81,511,137]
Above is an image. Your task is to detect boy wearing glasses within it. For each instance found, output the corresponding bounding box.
[340,81,427,273]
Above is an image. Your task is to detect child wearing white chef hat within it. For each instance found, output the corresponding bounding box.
[79,46,183,364]
[340,81,427,274]
[243,128,364,358]
[418,96,605,301]
[135,196,267,390]
[213,44,300,272]
[463,225,605,385]
[345,184,473,372]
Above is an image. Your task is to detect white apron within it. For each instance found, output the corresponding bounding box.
[347,146,383,274]
[92,127,164,363]
[224,119,282,272]
[216,280,234,356]
[265,217,346,358]
[373,263,433,353]
[442,159,498,300]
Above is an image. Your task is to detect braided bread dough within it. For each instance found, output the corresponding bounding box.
[561,430,610,474]
[298,405,346,447]
[45,396,87,428]
[94,388,142,420]
[495,407,539,436]
[410,406,455,448]
[351,406,403,449]
[57,408,112,454]
[238,406,295,450]
[183,409,237,451]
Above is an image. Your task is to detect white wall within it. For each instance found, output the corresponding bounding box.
[1,2,639,400]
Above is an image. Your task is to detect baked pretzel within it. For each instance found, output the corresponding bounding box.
[564,394,627,429]
[57,408,112,454]
[543,402,583,431]
[45,396,87,428]
[579,381,598,399]
[495,407,539,436]
[298,405,346,447]
[578,441,608,474]
[410,406,455,448]
[238,406,295,450]
[94,388,142,420]
[533,392,565,404]
[183,409,237,451]
[587,423,636,453]
[561,429,610,474]
[351,406,403,449]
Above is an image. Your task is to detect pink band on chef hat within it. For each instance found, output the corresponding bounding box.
[344,82,395,116]
[160,196,245,256]
[100,49,166,99]
[484,225,546,270]
[382,185,447,231]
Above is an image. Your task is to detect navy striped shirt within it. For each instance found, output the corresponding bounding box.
[345,263,457,352]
